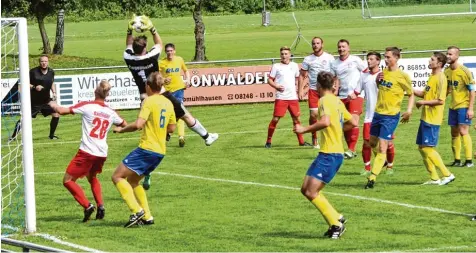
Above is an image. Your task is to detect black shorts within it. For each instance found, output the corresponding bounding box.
[31,103,55,118]
[162,91,188,119]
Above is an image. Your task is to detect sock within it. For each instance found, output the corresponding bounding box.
[115,179,142,214]
[11,120,21,139]
[369,152,386,181]
[177,119,185,138]
[189,119,209,139]
[362,144,371,170]
[49,117,59,137]
[347,127,359,152]
[133,185,152,220]
[294,120,305,145]
[310,118,317,145]
[344,130,352,150]
[310,193,341,226]
[89,177,103,206]
[386,142,395,165]
[452,136,461,160]
[462,134,472,160]
[423,147,451,177]
[267,120,278,143]
[419,148,439,181]
[64,181,90,209]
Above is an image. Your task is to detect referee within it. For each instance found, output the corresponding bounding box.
[10,55,60,140]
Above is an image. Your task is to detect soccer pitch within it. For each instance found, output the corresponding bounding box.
[4,6,476,252]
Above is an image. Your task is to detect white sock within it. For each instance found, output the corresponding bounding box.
[189,119,208,138]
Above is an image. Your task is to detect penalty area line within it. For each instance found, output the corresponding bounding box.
[33,128,292,146]
[155,171,475,217]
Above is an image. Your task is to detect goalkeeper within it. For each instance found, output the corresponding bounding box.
[123,16,219,191]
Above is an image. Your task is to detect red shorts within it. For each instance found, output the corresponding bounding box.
[274,99,300,117]
[66,149,107,178]
[342,97,364,115]
[308,89,319,110]
[363,122,395,141]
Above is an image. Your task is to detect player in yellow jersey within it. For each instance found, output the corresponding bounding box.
[159,43,190,147]
[295,71,357,239]
[111,72,176,227]
[365,47,415,189]
[414,52,455,185]
[445,46,475,167]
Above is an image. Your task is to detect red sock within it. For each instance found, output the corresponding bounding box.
[362,144,372,171]
[89,177,103,206]
[294,120,304,145]
[348,127,359,152]
[310,118,317,144]
[64,181,90,209]
[267,120,278,143]
[387,142,395,164]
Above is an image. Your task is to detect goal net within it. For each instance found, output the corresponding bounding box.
[362,0,475,19]
[1,18,36,235]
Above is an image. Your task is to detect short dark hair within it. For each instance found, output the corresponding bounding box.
[132,35,147,55]
[312,37,323,43]
[337,39,349,46]
[447,45,460,51]
[367,51,381,60]
[433,52,447,66]
[385,47,401,58]
[317,71,334,90]
[165,43,175,51]
[39,55,48,61]
[146,71,164,92]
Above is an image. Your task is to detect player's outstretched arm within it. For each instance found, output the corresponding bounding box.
[126,16,135,47]
[294,115,330,134]
[413,89,424,98]
[343,116,358,131]
[48,101,71,115]
[114,118,146,133]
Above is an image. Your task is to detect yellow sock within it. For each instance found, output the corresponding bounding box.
[115,179,142,214]
[424,147,451,177]
[451,136,461,160]
[419,148,439,181]
[178,119,185,137]
[462,134,472,160]
[369,153,386,181]
[133,185,152,220]
[311,193,341,226]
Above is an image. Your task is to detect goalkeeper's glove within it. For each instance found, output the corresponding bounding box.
[127,15,136,35]
[140,16,156,34]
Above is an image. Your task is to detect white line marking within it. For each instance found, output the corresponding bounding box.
[34,170,475,217]
[155,172,475,217]
[1,225,101,252]
[32,128,292,146]
[35,233,103,252]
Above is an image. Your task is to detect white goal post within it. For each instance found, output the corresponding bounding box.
[1,17,36,234]
[362,0,475,19]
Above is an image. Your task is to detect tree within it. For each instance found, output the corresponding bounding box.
[30,0,57,54]
[53,8,65,54]
[191,0,207,61]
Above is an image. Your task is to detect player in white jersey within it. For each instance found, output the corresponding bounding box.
[265,46,308,147]
[298,37,335,149]
[355,52,395,175]
[330,39,367,159]
[49,80,126,222]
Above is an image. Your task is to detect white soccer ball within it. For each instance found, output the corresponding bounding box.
[132,16,145,33]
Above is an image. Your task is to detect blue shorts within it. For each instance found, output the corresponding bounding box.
[370,112,400,140]
[416,120,440,147]
[123,147,164,176]
[448,108,471,126]
[171,89,185,103]
[306,153,344,184]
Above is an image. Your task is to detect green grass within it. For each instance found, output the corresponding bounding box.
[22,5,476,72]
[2,100,476,251]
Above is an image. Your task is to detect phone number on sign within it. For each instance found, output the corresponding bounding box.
[227,92,274,100]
